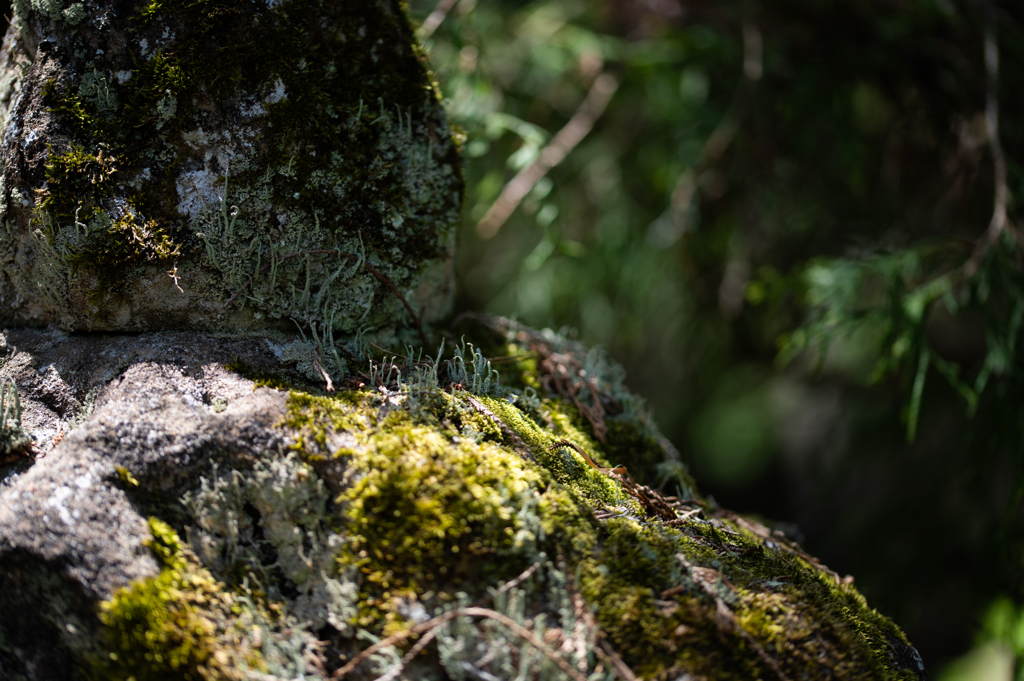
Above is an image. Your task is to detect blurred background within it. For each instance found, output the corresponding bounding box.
[407,0,1024,678]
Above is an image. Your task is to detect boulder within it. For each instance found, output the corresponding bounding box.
[0,319,925,680]
[0,0,461,339]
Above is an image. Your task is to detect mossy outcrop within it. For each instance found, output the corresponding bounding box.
[0,0,462,340]
[0,320,925,680]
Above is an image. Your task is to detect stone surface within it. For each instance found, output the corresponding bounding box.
[0,0,462,339]
[0,324,926,681]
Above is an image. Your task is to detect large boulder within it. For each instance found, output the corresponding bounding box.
[0,319,925,680]
[0,0,462,338]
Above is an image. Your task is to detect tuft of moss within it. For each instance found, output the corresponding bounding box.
[337,413,543,592]
[91,519,263,681]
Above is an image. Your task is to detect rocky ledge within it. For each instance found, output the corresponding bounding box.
[0,317,924,680]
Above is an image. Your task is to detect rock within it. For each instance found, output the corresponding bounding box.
[0,320,925,680]
[0,0,462,338]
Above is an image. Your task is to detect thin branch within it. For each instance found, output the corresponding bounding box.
[477,73,619,238]
[333,607,588,681]
[502,563,542,594]
[420,0,460,39]
[966,0,1010,277]
[596,638,638,681]
[224,249,428,347]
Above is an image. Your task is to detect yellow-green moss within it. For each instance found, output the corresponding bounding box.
[223,330,928,678]
[338,414,543,591]
[91,519,263,681]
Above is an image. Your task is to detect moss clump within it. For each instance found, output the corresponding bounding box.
[92,518,263,681]
[274,327,922,679]
[338,412,543,592]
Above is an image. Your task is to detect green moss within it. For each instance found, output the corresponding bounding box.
[476,394,632,507]
[282,389,376,453]
[90,519,262,681]
[39,142,117,222]
[261,330,922,678]
[338,414,542,592]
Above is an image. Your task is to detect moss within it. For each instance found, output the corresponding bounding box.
[477,394,631,507]
[337,414,542,592]
[79,326,921,679]
[14,0,464,336]
[273,331,922,679]
[39,142,117,222]
[90,518,263,681]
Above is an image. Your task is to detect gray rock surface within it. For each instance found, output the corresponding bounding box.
[0,0,462,340]
[0,329,295,678]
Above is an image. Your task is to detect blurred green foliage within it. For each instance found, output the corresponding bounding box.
[410,0,1024,675]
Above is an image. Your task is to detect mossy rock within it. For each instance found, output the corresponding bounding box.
[0,321,925,680]
[0,0,462,338]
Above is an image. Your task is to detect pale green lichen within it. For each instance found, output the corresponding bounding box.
[180,453,358,633]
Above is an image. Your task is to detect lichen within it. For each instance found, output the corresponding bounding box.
[271,329,923,679]
[2,0,463,339]
[0,378,31,459]
[180,453,358,634]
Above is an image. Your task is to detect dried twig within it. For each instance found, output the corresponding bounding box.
[550,439,626,475]
[419,0,460,39]
[663,508,703,526]
[333,607,588,681]
[477,73,619,238]
[312,350,334,392]
[224,249,428,347]
[966,0,1014,276]
[492,560,543,597]
[596,639,638,681]
[651,23,761,247]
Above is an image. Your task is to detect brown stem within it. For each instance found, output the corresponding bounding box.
[655,22,761,246]
[966,0,1011,277]
[477,73,619,238]
[224,249,428,348]
[420,0,461,39]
